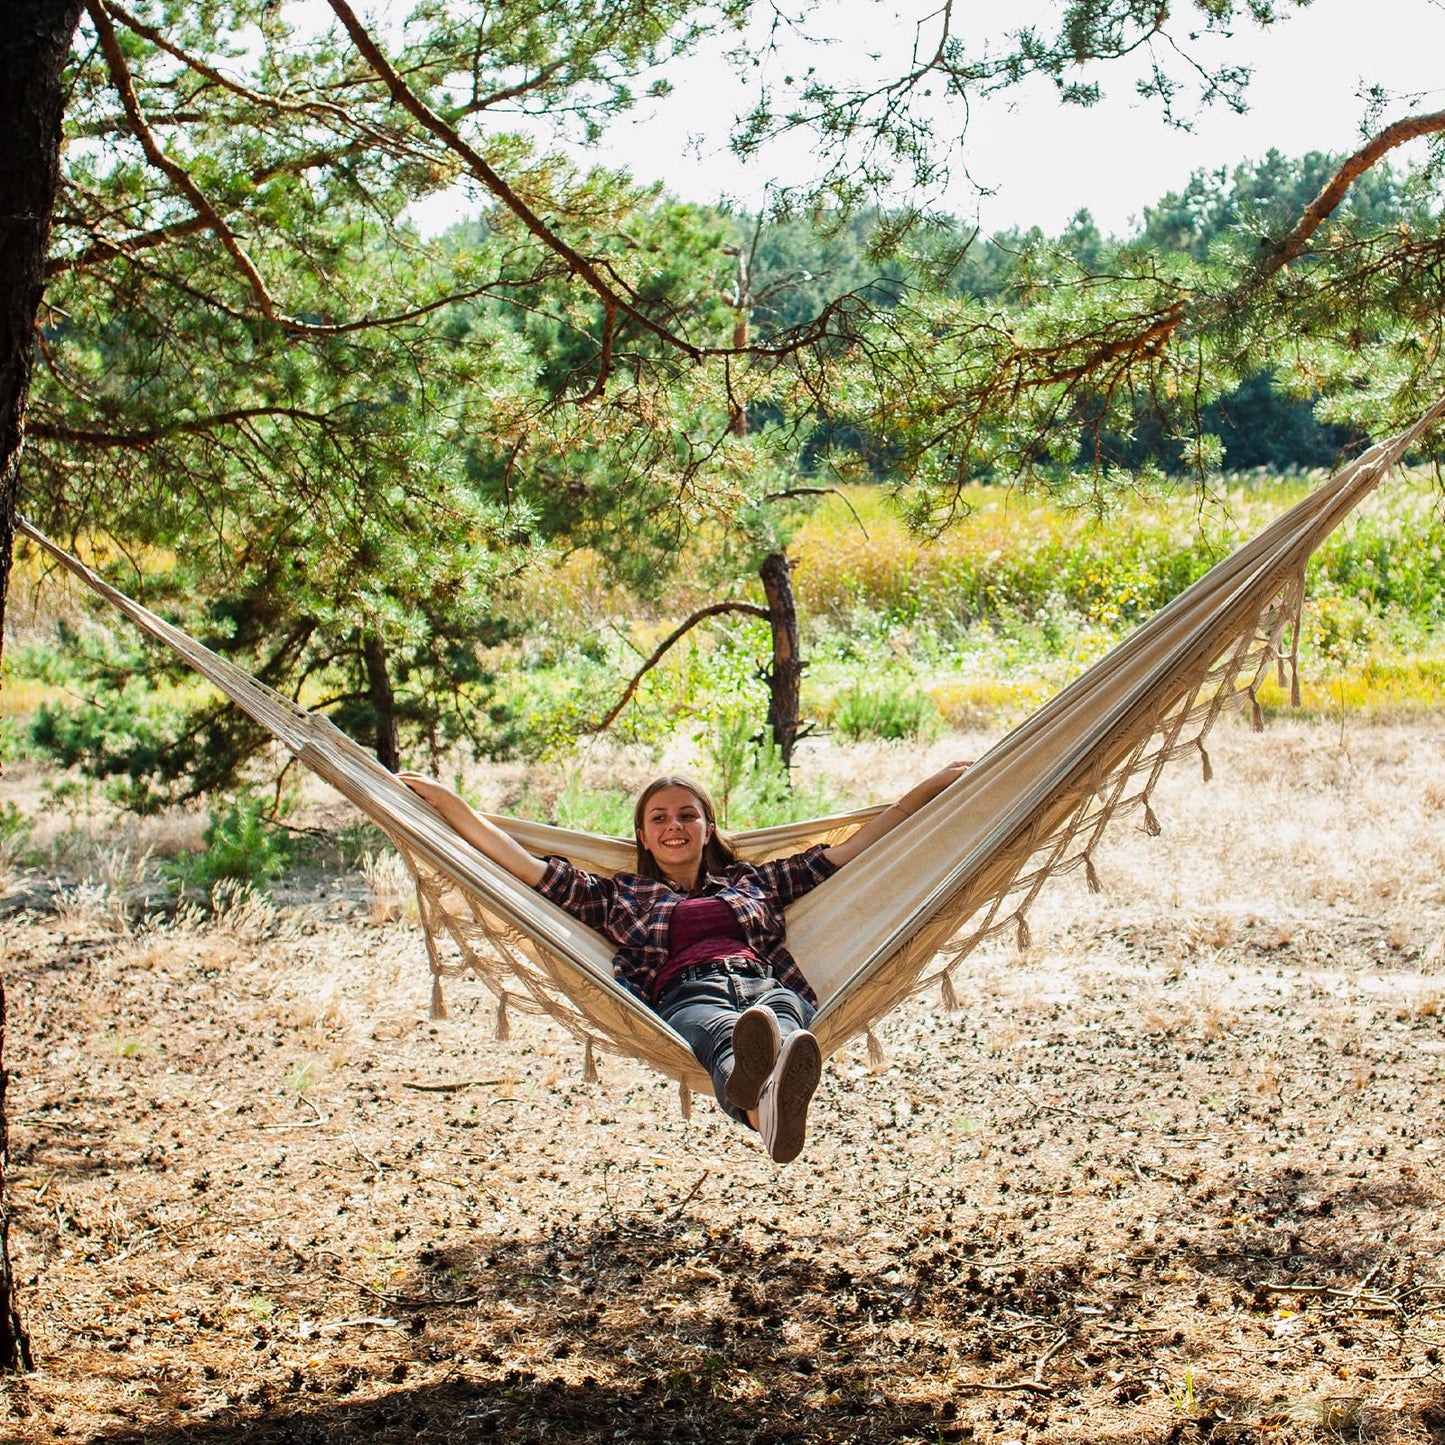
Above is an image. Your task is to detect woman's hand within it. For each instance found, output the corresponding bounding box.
[397,771,458,809]
[822,757,973,869]
[394,770,547,887]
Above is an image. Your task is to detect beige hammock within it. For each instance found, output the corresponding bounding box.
[17,399,1441,1101]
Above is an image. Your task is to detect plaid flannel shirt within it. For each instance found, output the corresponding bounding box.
[535,845,837,1006]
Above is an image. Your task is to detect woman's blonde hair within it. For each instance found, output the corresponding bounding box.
[632,774,737,882]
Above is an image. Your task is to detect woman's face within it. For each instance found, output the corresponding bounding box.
[637,785,711,886]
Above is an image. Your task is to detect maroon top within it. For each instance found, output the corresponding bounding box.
[536,845,835,1007]
[650,895,761,1002]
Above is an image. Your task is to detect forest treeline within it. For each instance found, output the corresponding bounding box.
[13,143,1443,802]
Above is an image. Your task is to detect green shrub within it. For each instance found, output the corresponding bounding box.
[833,684,939,742]
[549,774,636,835]
[0,801,36,866]
[162,796,293,897]
[722,747,842,830]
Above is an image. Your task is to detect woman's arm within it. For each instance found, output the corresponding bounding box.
[822,760,971,869]
[397,772,548,888]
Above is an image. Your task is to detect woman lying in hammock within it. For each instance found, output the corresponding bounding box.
[399,763,967,1164]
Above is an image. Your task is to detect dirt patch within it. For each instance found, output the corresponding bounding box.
[2,716,1445,1443]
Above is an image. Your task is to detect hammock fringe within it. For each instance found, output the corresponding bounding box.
[939,970,959,1012]
[865,1030,886,1068]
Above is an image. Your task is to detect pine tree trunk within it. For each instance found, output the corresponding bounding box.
[759,551,804,769]
[0,0,82,665]
[362,630,402,774]
[0,0,85,1375]
[0,983,32,1372]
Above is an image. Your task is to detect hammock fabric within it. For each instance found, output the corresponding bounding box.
[17,401,1442,1101]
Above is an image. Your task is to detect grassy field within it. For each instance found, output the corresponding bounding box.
[485,472,1445,775]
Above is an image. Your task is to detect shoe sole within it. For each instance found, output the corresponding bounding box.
[762,1031,822,1164]
[725,1006,781,1110]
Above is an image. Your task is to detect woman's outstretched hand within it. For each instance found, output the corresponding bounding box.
[394,771,547,887]
[822,757,973,869]
[397,771,457,809]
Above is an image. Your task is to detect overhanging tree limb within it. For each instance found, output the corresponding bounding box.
[30,406,338,449]
[85,0,284,323]
[1258,107,1445,280]
[325,0,704,367]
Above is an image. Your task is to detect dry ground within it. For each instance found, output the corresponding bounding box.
[2,714,1445,1445]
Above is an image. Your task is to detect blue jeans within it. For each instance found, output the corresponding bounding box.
[656,960,816,1125]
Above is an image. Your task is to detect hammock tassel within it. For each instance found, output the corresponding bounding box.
[939,970,959,1013]
[1289,592,1304,707]
[1015,916,1032,952]
[1084,853,1102,894]
[429,973,448,1022]
[1198,740,1213,783]
[1250,691,1265,732]
[495,993,511,1043]
[1143,801,1162,838]
[582,1037,598,1084]
[866,1030,886,1069]
[678,1083,693,1120]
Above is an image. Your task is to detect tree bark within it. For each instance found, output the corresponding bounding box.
[362,630,401,774]
[0,983,31,1372]
[1,0,83,674]
[758,551,805,769]
[0,0,84,1375]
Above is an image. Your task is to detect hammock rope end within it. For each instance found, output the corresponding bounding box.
[429,974,448,1021]
[939,970,959,1012]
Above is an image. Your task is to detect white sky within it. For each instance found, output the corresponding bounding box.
[413,0,1445,238]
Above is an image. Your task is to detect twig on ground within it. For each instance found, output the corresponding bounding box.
[1258,1280,1400,1311]
[297,1093,328,1124]
[348,1132,386,1175]
[959,1379,1054,1395]
[1034,1332,1070,1382]
[667,1172,709,1220]
[1129,1157,1189,1185]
